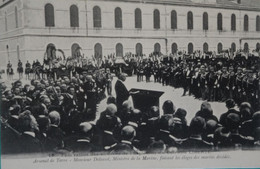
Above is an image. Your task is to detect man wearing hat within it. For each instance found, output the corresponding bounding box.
[115,73,130,111]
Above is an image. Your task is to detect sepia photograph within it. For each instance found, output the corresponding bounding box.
[0,0,260,168]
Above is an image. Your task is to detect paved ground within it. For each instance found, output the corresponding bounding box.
[1,73,228,124]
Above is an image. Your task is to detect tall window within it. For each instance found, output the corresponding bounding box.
[231,14,236,31]
[187,11,193,30]
[115,7,122,28]
[93,6,101,28]
[188,43,193,54]
[217,43,223,53]
[45,3,55,27]
[153,9,160,29]
[244,15,249,31]
[154,43,161,54]
[94,43,102,59]
[217,13,222,31]
[136,43,143,56]
[203,12,208,31]
[135,8,142,29]
[257,15,260,31]
[15,6,18,28]
[116,43,123,56]
[231,43,236,53]
[203,43,208,53]
[5,12,7,31]
[244,43,249,53]
[256,43,260,52]
[171,10,177,30]
[70,5,79,27]
[171,43,178,54]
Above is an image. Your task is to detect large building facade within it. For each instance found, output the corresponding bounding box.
[0,0,260,69]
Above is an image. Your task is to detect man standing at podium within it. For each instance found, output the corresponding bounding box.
[115,73,130,111]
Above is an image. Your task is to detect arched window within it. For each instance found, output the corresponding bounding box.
[244,43,249,53]
[94,43,102,59]
[203,43,208,53]
[70,5,79,27]
[15,6,18,28]
[231,43,236,53]
[17,45,20,60]
[256,15,260,31]
[5,12,7,31]
[116,43,123,56]
[45,3,55,27]
[217,13,222,31]
[154,43,161,54]
[171,43,178,54]
[46,44,56,60]
[115,7,122,28]
[153,9,160,29]
[244,15,249,31]
[71,43,81,58]
[135,8,142,29]
[187,11,193,30]
[171,10,177,30]
[93,6,101,28]
[203,12,208,31]
[256,43,260,52]
[136,43,143,56]
[231,14,236,31]
[188,43,193,54]
[217,43,223,53]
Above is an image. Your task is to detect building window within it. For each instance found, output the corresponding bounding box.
[71,43,81,58]
[154,43,161,54]
[203,12,208,31]
[15,6,18,28]
[257,15,260,31]
[94,43,102,59]
[188,43,193,54]
[171,43,178,54]
[256,43,260,52]
[93,6,101,28]
[231,43,236,53]
[45,3,55,27]
[231,14,236,31]
[171,10,177,30]
[244,43,249,53]
[17,45,20,60]
[116,43,123,56]
[203,43,208,53]
[244,15,249,32]
[136,43,143,56]
[115,7,122,28]
[135,8,142,29]
[217,43,223,53]
[5,12,7,31]
[70,5,79,27]
[153,9,160,29]
[187,11,193,30]
[217,13,222,31]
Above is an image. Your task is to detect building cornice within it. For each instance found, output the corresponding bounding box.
[88,0,260,12]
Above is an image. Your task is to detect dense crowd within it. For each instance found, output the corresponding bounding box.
[1,50,260,156]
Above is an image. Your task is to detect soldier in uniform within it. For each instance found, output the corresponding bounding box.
[198,65,208,100]
[105,68,113,96]
[220,66,230,101]
[228,66,236,99]
[144,62,152,82]
[153,62,160,83]
[206,65,216,101]
[82,74,97,113]
[7,61,14,80]
[17,60,24,79]
[25,61,31,80]
[182,64,192,96]
[234,67,244,105]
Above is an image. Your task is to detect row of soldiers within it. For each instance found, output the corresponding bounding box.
[136,57,260,111]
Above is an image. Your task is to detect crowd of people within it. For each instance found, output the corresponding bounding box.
[135,52,260,111]
[1,50,260,156]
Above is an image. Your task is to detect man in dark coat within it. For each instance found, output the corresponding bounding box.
[115,73,130,111]
[17,111,43,154]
